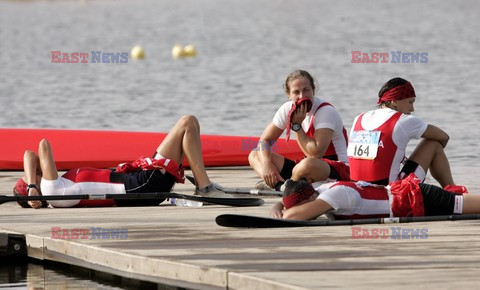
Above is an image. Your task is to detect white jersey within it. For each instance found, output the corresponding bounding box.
[349,108,428,182]
[315,182,390,218]
[40,169,126,208]
[273,97,348,162]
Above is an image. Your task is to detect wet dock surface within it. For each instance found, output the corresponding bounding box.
[1,168,479,289]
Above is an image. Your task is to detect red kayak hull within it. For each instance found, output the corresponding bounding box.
[0,128,303,170]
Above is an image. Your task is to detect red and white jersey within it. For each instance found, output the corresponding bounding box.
[40,168,125,208]
[315,181,390,219]
[273,97,348,162]
[348,108,427,183]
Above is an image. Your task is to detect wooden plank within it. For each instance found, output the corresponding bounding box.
[1,168,479,289]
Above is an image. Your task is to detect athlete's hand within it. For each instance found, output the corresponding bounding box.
[270,202,284,218]
[27,188,42,209]
[291,102,308,125]
[262,162,284,188]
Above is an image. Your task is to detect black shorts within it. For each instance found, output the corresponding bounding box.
[114,170,175,206]
[281,158,341,180]
[420,183,457,215]
[279,158,297,180]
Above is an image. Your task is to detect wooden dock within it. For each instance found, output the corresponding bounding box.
[1,168,479,289]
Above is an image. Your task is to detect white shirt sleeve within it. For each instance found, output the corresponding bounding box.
[393,115,428,147]
[272,101,294,130]
[313,105,344,133]
[316,185,356,211]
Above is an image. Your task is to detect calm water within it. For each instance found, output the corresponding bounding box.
[0,0,479,287]
[0,262,183,289]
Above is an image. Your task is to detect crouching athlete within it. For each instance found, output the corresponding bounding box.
[271,174,473,220]
[13,115,228,209]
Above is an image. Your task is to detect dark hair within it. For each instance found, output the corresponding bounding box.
[283,178,310,197]
[282,178,317,209]
[378,77,409,105]
[284,70,316,94]
[13,187,31,208]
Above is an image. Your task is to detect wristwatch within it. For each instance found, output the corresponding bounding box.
[27,184,38,192]
[292,123,302,132]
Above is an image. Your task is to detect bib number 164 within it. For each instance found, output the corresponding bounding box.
[352,144,370,157]
[347,131,381,160]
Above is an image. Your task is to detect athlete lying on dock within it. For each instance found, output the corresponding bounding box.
[271,174,473,220]
[13,115,229,209]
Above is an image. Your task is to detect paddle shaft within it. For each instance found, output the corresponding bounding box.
[0,192,264,207]
[185,175,282,197]
[308,214,480,226]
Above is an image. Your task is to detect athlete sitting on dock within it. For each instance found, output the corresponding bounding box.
[249,70,349,191]
[13,115,229,209]
[348,77,456,187]
[270,174,471,221]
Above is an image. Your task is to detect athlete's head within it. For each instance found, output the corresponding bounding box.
[13,177,47,208]
[378,77,416,115]
[282,178,318,209]
[284,70,316,103]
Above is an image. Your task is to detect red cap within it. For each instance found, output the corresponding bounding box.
[282,179,316,209]
[14,178,28,196]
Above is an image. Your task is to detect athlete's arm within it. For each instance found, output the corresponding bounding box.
[421,124,449,148]
[258,122,284,153]
[290,103,335,158]
[282,199,333,220]
[257,123,284,186]
[295,127,334,158]
[270,201,284,218]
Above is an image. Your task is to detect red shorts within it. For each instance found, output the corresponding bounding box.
[322,159,350,181]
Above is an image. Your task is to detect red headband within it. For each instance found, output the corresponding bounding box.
[14,178,28,196]
[282,184,316,209]
[285,98,313,142]
[378,82,416,104]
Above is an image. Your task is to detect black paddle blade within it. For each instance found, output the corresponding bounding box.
[216,214,480,228]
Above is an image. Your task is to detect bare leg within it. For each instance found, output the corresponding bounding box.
[38,139,59,181]
[409,139,454,187]
[156,115,211,188]
[23,150,44,209]
[462,194,480,214]
[23,150,40,185]
[291,157,330,183]
[248,151,285,176]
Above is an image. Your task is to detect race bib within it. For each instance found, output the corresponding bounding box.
[347,130,381,160]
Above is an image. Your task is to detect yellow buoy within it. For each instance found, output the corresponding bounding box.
[131,45,145,59]
[171,44,185,58]
[171,44,197,58]
[183,44,197,57]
